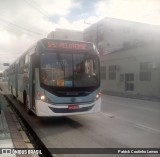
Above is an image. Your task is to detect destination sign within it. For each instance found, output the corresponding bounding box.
[47,41,88,50]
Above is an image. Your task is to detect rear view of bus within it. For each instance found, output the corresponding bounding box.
[34,39,101,116]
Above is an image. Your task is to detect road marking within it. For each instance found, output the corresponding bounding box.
[101,112,115,118]
[135,124,160,134]
[102,112,160,134]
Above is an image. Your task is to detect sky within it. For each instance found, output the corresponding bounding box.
[0,0,160,72]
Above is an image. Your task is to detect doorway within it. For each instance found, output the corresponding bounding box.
[125,73,134,91]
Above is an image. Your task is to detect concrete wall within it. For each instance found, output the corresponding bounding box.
[101,43,160,98]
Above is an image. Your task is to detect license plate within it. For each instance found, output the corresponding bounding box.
[68,105,79,110]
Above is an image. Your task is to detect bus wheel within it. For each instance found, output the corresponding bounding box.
[24,94,32,115]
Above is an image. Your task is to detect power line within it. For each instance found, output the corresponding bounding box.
[23,0,50,19]
[0,27,16,34]
[0,10,48,37]
[0,11,23,35]
[29,0,50,17]
[0,22,24,35]
[0,18,46,36]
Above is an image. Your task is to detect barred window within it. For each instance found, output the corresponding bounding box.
[125,73,134,91]
[126,82,134,91]
[109,65,116,80]
[139,62,151,81]
[101,66,106,80]
[126,73,134,81]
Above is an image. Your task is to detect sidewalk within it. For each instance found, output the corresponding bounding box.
[0,94,16,157]
[0,82,34,157]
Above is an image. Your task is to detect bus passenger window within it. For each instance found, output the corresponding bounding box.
[24,54,29,72]
[19,57,25,74]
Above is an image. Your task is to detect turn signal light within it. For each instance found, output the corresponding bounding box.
[95,92,101,100]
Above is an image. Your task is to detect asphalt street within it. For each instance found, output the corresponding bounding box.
[101,95,160,133]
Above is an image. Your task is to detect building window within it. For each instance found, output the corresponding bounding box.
[109,65,116,80]
[120,74,124,82]
[139,62,151,81]
[125,73,134,91]
[101,66,106,80]
[126,82,134,91]
[126,73,134,81]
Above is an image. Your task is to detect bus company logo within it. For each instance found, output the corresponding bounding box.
[70,97,76,103]
[1,149,42,155]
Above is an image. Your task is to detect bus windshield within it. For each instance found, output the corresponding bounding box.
[40,52,99,88]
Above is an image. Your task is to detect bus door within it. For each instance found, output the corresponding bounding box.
[29,53,38,110]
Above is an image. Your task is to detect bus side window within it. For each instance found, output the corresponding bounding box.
[19,56,25,74]
[32,53,39,68]
[24,54,29,72]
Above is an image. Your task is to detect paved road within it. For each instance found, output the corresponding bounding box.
[0,81,160,157]
[102,95,160,132]
[101,95,160,148]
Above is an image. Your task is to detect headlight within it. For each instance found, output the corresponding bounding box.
[40,95,45,100]
[37,91,52,103]
[96,94,100,99]
[37,91,46,101]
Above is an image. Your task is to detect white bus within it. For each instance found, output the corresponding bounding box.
[8,38,101,117]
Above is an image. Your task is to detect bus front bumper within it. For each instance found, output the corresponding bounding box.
[34,98,101,117]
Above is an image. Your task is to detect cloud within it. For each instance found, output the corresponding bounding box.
[1,0,160,71]
[95,0,160,24]
[0,0,84,37]
[0,0,83,71]
[40,0,81,16]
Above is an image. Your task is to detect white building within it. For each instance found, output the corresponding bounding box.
[47,28,83,41]
[84,18,160,99]
[84,17,160,55]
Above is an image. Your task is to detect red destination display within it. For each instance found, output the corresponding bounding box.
[47,41,87,50]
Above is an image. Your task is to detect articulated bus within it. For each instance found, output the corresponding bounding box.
[8,38,101,117]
